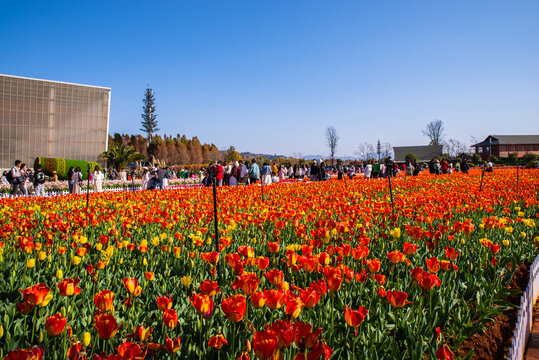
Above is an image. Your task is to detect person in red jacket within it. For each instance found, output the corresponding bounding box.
[216,161,224,186]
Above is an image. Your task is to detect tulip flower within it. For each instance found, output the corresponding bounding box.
[403,242,418,255]
[166,336,182,353]
[190,293,214,318]
[93,313,122,340]
[4,347,45,360]
[265,269,284,287]
[208,334,229,349]
[232,272,260,295]
[57,277,81,297]
[20,283,53,307]
[156,295,173,312]
[387,250,405,264]
[144,271,155,281]
[123,277,142,297]
[221,294,247,323]
[252,330,279,360]
[117,342,142,359]
[426,257,441,273]
[367,259,381,273]
[251,291,266,308]
[386,291,412,308]
[133,325,153,341]
[264,289,286,310]
[94,290,114,313]
[45,313,67,336]
[436,344,454,360]
[299,289,321,309]
[199,280,220,297]
[163,309,178,328]
[344,305,368,330]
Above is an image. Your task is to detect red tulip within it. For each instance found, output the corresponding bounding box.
[221,294,247,322]
[208,334,229,349]
[344,305,368,329]
[299,289,321,309]
[264,289,286,309]
[93,313,122,340]
[163,309,178,328]
[156,295,173,312]
[436,344,454,360]
[403,242,418,255]
[264,269,284,287]
[117,342,142,360]
[426,257,441,273]
[57,277,82,297]
[165,336,182,353]
[4,347,45,360]
[45,313,67,336]
[123,277,142,297]
[251,291,266,308]
[199,280,220,297]
[252,330,279,360]
[94,290,114,313]
[190,293,214,318]
[233,272,260,295]
[387,251,405,264]
[20,283,53,307]
[386,291,412,308]
[367,259,381,273]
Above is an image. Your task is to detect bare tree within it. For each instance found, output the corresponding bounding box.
[380,142,393,159]
[326,126,339,165]
[445,139,470,158]
[422,119,445,145]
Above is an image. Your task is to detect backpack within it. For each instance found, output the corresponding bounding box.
[36,172,46,184]
[6,169,14,184]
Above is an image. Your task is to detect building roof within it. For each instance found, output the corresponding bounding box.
[0,73,111,90]
[472,135,539,147]
[393,145,443,162]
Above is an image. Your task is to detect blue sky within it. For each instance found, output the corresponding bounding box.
[2,1,538,157]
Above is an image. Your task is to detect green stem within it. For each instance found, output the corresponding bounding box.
[30,307,37,343]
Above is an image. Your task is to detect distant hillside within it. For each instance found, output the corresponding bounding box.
[238,152,287,160]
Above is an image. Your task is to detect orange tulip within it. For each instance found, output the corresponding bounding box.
[264,289,286,310]
[285,297,303,319]
[444,247,459,261]
[403,242,417,255]
[208,334,229,350]
[232,272,260,295]
[45,313,67,336]
[344,305,368,330]
[117,342,142,359]
[252,330,279,360]
[387,250,405,264]
[367,259,381,273]
[322,267,343,292]
[57,277,81,297]
[299,289,321,309]
[93,313,122,340]
[418,273,441,291]
[123,277,142,297]
[163,309,178,328]
[251,291,266,308]
[20,283,53,307]
[199,280,220,297]
[133,325,153,341]
[386,291,412,308]
[166,336,182,353]
[426,257,441,273]
[256,257,270,271]
[144,271,155,281]
[221,294,247,322]
[94,290,114,313]
[264,269,284,287]
[156,295,173,312]
[190,293,214,318]
[268,241,280,253]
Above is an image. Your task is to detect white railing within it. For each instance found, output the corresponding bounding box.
[507,254,539,359]
[0,183,203,199]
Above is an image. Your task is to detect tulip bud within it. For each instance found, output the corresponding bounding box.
[61,307,66,317]
[39,330,43,343]
[27,259,36,268]
[83,332,91,346]
[0,324,4,338]
[56,269,63,279]
[143,258,148,266]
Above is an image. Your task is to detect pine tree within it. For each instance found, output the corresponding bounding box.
[140,87,160,143]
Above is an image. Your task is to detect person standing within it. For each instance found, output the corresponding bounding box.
[72,167,83,194]
[310,161,319,182]
[240,160,249,184]
[10,160,24,195]
[364,162,372,180]
[93,166,104,193]
[156,166,166,190]
[215,161,224,186]
[33,165,46,197]
[461,159,469,174]
[248,159,260,184]
[318,160,327,181]
[261,162,272,185]
[337,160,344,180]
[385,156,396,178]
[67,167,75,194]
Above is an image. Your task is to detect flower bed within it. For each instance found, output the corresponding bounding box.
[0,169,537,359]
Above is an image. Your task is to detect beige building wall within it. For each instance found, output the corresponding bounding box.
[0,74,110,169]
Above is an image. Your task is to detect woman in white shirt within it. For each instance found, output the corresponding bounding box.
[141,168,150,190]
[93,166,104,192]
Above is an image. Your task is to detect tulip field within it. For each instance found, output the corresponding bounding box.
[0,168,538,360]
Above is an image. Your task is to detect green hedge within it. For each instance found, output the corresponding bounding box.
[34,157,101,180]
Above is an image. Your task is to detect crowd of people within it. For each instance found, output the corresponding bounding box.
[2,156,485,196]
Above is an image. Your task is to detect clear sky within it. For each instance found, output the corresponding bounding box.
[1,1,538,157]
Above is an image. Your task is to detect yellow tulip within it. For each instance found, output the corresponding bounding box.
[27,259,35,268]
[181,276,192,287]
[38,251,47,261]
[71,256,81,265]
[83,332,91,346]
[56,269,64,279]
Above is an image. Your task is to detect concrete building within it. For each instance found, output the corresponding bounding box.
[471,135,539,161]
[393,145,443,162]
[0,74,110,169]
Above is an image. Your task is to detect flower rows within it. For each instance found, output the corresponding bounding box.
[0,168,537,359]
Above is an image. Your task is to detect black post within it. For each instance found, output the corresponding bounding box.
[212,178,221,285]
[131,170,136,194]
[261,177,265,202]
[86,164,91,210]
[388,172,395,215]
[479,168,485,192]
